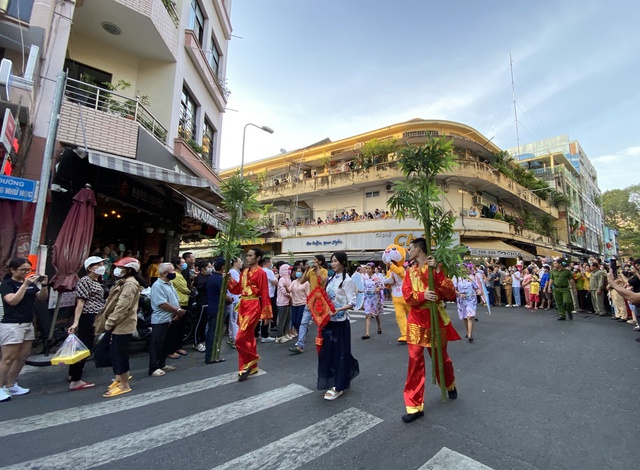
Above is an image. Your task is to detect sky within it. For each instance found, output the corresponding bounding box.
[219,0,640,192]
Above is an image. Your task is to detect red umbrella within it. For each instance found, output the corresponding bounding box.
[0,199,21,274]
[50,185,97,292]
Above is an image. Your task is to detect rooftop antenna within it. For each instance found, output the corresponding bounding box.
[510,51,521,158]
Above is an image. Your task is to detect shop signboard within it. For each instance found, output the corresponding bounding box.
[1,108,15,152]
[282,230,460,253]
[0,174,37,202]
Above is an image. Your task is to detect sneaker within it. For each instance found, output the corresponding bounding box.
[0,388,10,402]
[505,305,511,308]
[260,337,275,343]
[195,343,206,352]
[5,383,30,396]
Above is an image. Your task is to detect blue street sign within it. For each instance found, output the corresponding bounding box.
[0,175,37,202]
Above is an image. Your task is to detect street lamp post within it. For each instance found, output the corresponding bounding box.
[240,123,274,177]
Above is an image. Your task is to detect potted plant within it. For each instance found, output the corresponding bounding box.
[143,222,155,234]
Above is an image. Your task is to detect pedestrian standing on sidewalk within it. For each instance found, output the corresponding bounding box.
[546,259,575,321]
[589,260,607,316]
[539,265,552,310]
[503,267,514,307]
[401,238,459,423]
[318,251,359,401]
[148,263,185,377]
[522,268,533,308]
[529,275,541,310]
[167,257,191,358]
[275,264,293,343]
[511,267,522,307]
[227,248,273,381]
[192,260,211,353]
[453,268,478,342]
[95,257,143,398]
[204,258,228,364]
[0,258,49,402]
[67,256,107,391]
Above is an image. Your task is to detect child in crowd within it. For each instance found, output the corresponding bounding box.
[529,275,541,310]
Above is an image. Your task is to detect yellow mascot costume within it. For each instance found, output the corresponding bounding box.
[382,244,409,343]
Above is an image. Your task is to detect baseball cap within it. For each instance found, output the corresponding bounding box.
[84,256,107,270]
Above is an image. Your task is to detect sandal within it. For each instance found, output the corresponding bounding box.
[103,386,131,398]
[377,328,382,334]
[151,369,166,377]
[289,346,304,354]
[323,388,343,401]
[69,382,96,391]
[176,349,188,356]
[361,335,370,340]
[167,353,181,359]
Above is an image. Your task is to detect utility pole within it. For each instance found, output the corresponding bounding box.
[29,72,66,262]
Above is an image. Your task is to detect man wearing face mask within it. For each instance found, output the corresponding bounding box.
[66,256,108,391]
[148,262,185,377]
[181,252,196,289]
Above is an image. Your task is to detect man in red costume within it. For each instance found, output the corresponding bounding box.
[401,237,460,423]
[227,248,273,381]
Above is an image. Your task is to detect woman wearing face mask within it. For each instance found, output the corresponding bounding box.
[167,257,191,359]
[66,256,108,391]
[94,257,143,397]
[290,266,309,338]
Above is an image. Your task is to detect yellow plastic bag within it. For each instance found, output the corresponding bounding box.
[51,334,90,365]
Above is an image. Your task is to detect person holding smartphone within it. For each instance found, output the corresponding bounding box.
[0,258,49,402]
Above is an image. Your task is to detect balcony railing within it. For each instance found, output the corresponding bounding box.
[160,0,180,27]
[64,77,167,144]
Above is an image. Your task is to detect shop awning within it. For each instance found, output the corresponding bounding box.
[536,246,563,258]
[167,186,227,231]
[184,198,226,231]
[186,247,219,259]
[463,239,535,260]
[87,151,223,204]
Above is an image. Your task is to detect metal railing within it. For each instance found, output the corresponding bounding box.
[161,0,180,27]
[64,77,168,144]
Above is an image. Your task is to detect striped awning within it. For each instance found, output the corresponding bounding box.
[87,151,223,204]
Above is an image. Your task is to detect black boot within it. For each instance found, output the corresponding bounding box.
[448,387,458,399]
[401,411,424,423]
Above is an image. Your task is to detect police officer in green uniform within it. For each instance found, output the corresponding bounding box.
[546,258,576,320]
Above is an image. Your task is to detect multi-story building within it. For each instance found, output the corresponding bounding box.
[219,119,565,263]
[0,0,230,263]
[507,135,605,258]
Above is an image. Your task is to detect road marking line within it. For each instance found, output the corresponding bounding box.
[211,407,383,470]
[0,384,312,470]
[418,447,494,470]
[0,370,265,437]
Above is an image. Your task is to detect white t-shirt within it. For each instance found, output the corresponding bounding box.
[512,271,522,288]
[263,267,277,298]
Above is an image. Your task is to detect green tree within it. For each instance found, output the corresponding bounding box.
[208,172,263,363]
[388,137,468,400]
[603,185,640,256]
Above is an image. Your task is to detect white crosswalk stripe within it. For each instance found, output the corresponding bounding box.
[0,370,265,438]
[212,408,383,470]
[0,383,313,470]
[418,447,494,470]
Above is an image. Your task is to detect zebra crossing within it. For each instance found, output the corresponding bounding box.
[0,370,493,470]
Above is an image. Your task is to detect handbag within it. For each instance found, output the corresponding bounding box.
[50,334,90,365]
[93,332,112,368]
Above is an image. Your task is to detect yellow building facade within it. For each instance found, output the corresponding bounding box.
[220,119,568,263]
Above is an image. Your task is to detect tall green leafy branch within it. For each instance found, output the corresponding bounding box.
[209,172,263,362]
[388,137,468,400]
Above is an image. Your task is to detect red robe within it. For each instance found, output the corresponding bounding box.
[228,266,273,374]
[401,263,460,413]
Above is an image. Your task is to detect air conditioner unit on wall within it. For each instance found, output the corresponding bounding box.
[472,195,485,206]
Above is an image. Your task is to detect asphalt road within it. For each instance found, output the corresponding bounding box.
[1,303,639,470]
